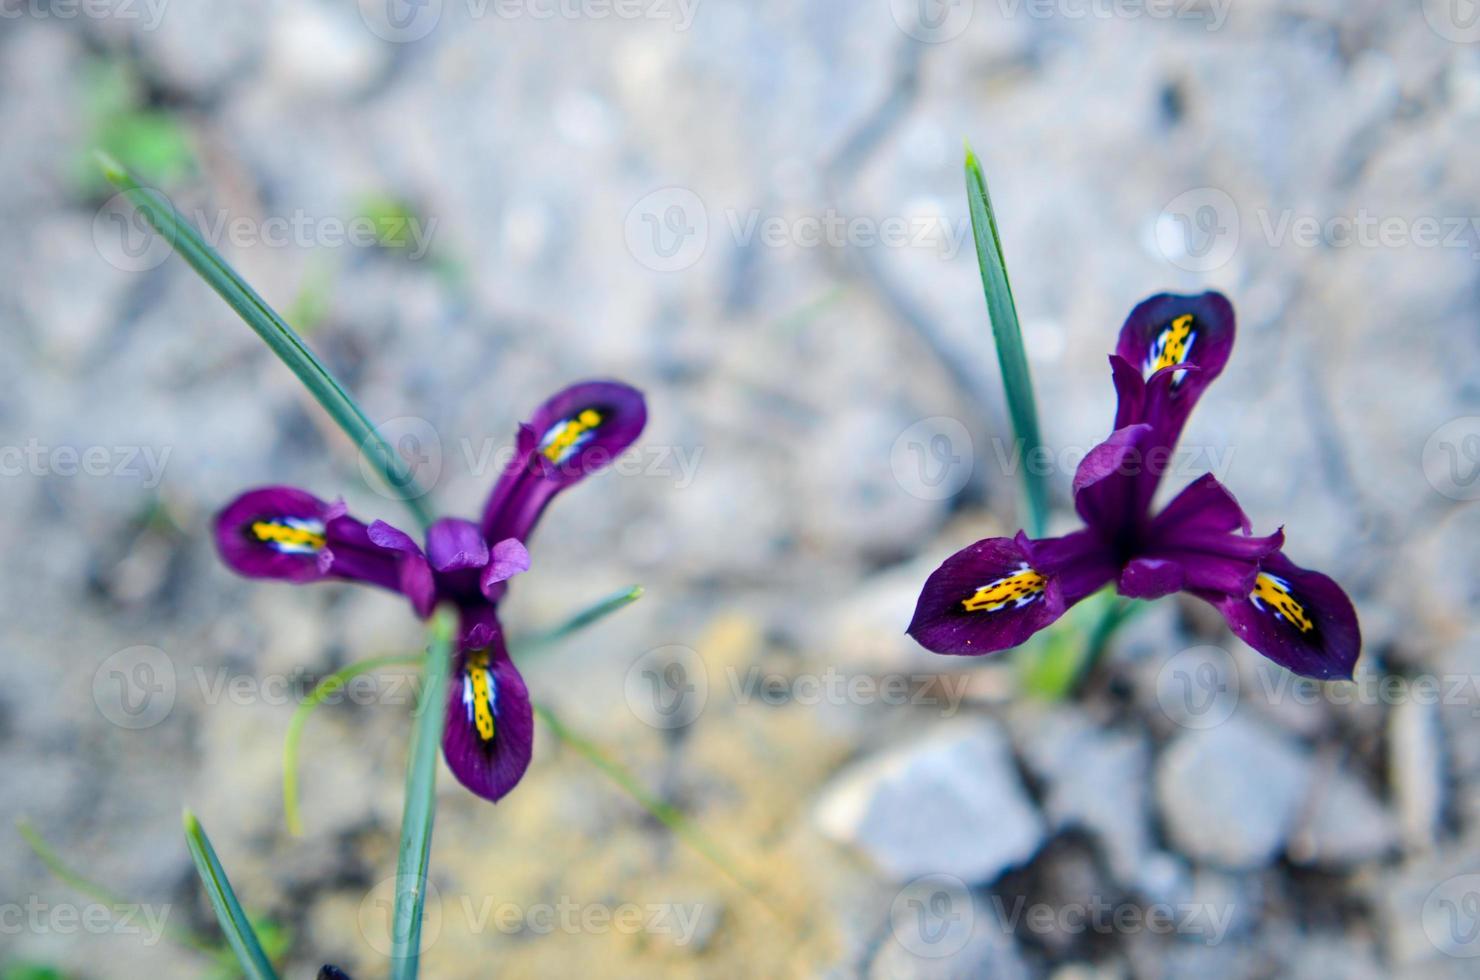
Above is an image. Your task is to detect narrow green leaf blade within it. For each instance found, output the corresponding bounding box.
[95,152,435,528]
[964,146,1049,537]
[390,608,456,980]
[282,653,424,836]
[517,584,644,654]
[181,809,280,980]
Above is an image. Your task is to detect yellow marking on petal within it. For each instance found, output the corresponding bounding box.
[962,566,1046,613]
[466,649,496,742]
[250,519,325,554]
[1149,313,1197,374]
[539,408,605,464]
[1251,572,1314,633]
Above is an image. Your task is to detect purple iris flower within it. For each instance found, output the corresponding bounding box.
[908,293,1360,680]
[214,381,646,802]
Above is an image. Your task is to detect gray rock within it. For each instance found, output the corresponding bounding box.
[1377,835,1480,971]
[868,891,1030,980]
[1012,706,1160,892]
[1155,718,1312,869]
[1389,694,1446,853]
[816,720,1045,885]
[1290,764,1398,868]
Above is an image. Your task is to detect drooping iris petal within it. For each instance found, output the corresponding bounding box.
[908,531,1115,655]
[1127,474,1284,597]
[442,626,534,803]
[214,486,400,592]
[480,381,647,545]
[1115,291,1234,444]
[1201,550,1360,680]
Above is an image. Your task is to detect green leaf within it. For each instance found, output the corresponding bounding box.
[964,145,1049,537]
[94,153,436,529]
[390,608,456,980]
[516,585,644,654]
[1018,591,1141,698]
[282,653,424,837]
[16,818,220,957]
[181,810,281,980]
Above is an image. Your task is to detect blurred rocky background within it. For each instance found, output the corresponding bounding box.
[2,0,1479,976]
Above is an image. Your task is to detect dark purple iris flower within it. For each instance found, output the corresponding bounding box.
[908,293,1360,680]
[214,381,646,802]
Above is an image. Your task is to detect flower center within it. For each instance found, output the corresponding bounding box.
[250,518,325,554]
[462,649,498,743]
[1146,313,1196,376]
[962,565,1046,613]
[1250,572,1313,633]
[539,407,604,464]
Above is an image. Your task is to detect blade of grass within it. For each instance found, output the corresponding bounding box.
[532,702,760,898]
[390,608,456,980]
[17,818,219,957]
[515,585,644,654]
[181,809,280,980]
[964,145,1048,537]
[282,653,425,837]
[94,152,435,528]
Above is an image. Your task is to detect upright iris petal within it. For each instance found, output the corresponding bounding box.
[1127,474,1284,598]
[442,623,534,803]
[481,380,647,546]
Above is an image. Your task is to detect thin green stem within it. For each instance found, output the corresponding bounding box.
[390,609,456,980]
[95,152,435,528]
[282,653,425,836]
[1073,595,1140,694]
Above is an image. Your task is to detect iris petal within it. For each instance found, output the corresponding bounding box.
[1136,475,1283,596]
[1114,291,1235,447]
[441,625,534,803]
[908,531,1114,656]
[215,486,400,592]
[1200,550,1360,680]
[480,381,647,546]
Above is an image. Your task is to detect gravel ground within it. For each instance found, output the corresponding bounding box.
[2,1,1478,977]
